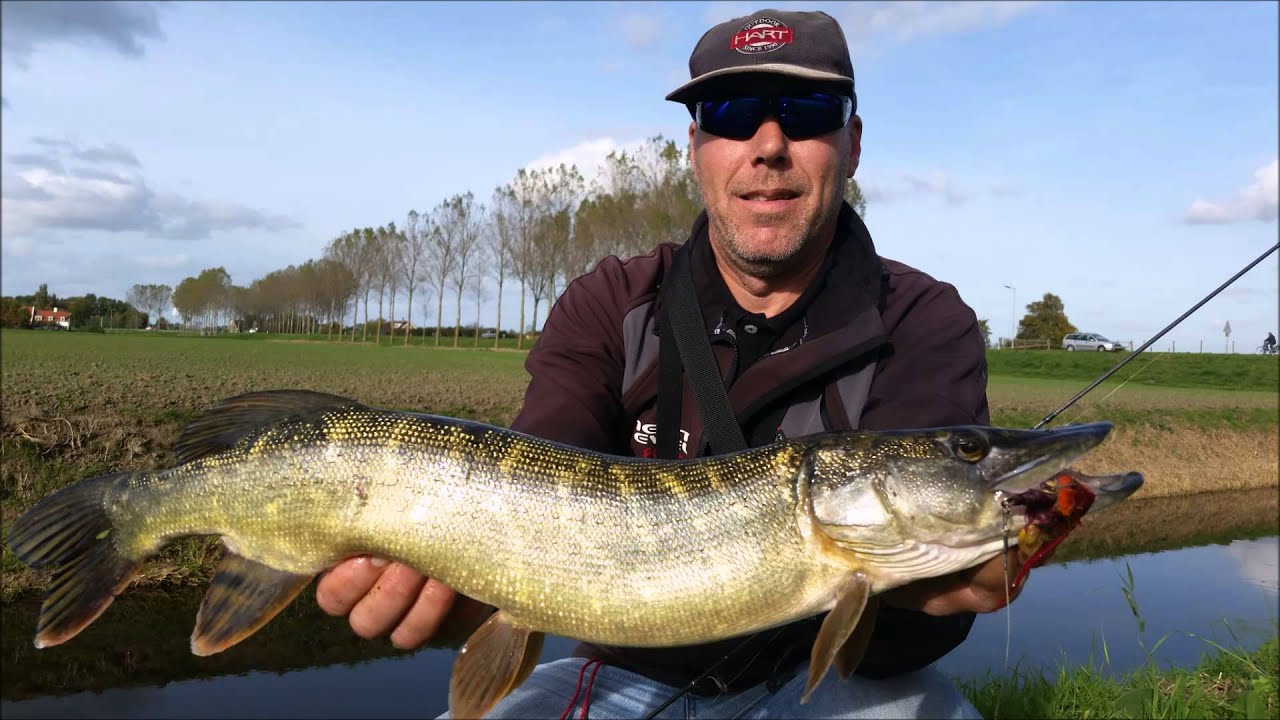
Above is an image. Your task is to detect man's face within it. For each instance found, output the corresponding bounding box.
[689,98,862,280]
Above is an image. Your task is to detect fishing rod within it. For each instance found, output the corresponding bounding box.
[1034,240,1279,429]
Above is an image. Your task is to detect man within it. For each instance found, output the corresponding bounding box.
[1264,332,1276,354]
[318,9,1026,718]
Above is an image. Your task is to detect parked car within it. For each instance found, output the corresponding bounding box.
[1062,332,1124,352]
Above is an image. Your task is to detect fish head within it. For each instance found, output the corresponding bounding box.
[805,422,1138,581]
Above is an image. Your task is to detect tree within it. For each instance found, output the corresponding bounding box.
[977,319,991,349]
[1017,293,1076,345]
[843,177,867,218]
[440,192,485,348]
[401,209,431,346]
[487,187,519,348]
[32,283,56,310]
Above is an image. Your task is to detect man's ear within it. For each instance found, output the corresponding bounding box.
[687,121,698,168]
[847,115,863,178]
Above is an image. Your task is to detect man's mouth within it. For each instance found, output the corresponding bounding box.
[737,189,801,205]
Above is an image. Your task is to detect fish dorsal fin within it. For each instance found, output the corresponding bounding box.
[174,390,364,465]
[802,573,871,704]
[191,547,313,656]
[449,610,544,719]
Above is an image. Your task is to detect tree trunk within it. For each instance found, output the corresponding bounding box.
[494,275,504,349]
[435,285,445,347]
[453,287,463,348]
[405,288,414,347]
[517,279,527,350]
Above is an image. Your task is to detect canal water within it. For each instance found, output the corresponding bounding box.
[3,488,1276,719]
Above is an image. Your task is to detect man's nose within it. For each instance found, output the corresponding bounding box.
[750,115,789,167]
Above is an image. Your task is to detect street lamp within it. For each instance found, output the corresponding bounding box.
[1003,285,1016,349]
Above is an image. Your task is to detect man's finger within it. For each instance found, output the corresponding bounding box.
[389,579,456,649]
[347,562,428,639]
[316,555,389,617]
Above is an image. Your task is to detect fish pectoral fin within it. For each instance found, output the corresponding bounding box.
[835,595,879,681]
[449,610,543,719]
[191,549,312,656]
[174,390,365,464]
[803,572,871,704]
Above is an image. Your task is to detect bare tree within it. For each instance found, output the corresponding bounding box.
[401,209,430,346]
[426,207,458,347]
[440,192,486,348]
[503,169,545,349]
[487,186,520,348]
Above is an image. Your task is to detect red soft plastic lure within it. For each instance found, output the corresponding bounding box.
[1004,472,1097,594]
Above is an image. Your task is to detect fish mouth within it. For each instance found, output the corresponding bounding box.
[1065,467,1145,510]
[982,422,1114,493]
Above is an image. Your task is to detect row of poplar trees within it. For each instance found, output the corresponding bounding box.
[171,134,866,347]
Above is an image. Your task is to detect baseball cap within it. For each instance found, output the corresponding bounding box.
[666,9,856,109]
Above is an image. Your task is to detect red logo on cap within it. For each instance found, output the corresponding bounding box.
[730,17,793,55]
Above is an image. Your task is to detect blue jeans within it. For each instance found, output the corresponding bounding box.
[440,656,982,719]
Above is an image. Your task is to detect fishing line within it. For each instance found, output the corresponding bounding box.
[1034,241,1279,429]
[1060,353,1162,427]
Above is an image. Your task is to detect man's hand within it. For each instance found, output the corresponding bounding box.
[316,556,492,649]
[880,547,1026,615]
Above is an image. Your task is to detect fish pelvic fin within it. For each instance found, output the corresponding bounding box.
[190,548,313,656]
[835,595,879,681]
[174,390,366,465]
[5,472,142,649]
[803,572,871,704]
[449,610,544,719]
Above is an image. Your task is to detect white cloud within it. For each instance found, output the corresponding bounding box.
[524,137,651,188]
[2,138,301,240]
[903,170,966,205]
[1184,159,1279,225]
[858,169,968,205]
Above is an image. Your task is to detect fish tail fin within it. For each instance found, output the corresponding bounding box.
[5,472,143,649]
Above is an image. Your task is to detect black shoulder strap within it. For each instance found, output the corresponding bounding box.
[656,245,748,459]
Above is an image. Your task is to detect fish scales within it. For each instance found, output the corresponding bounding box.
[100,406,845,647]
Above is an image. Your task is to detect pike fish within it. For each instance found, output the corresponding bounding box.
[6,390,1143,718]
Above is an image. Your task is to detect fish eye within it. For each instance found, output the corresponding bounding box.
[950,431,989,463]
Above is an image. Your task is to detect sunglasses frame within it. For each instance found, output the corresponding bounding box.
[694,94,854,141]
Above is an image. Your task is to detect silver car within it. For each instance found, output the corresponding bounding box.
[1062,332,1124,352]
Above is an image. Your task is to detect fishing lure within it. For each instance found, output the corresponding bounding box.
[1002,470,1097,592]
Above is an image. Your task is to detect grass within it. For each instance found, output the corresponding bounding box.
[958,565,1279,719]
[986,350,1279,393]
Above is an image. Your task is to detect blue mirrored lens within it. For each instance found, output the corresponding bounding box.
[697,94,849,140]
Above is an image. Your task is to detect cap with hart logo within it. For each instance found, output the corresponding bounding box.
[666,9,856,109]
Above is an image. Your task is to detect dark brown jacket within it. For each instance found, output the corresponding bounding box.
[510,204,990,692]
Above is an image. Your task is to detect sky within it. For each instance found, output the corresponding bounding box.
[2,1,1277,352]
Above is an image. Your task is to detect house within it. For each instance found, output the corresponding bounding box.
[380,320,413,333]
[21,306,71,329]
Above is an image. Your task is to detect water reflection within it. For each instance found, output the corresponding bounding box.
[3,488,1277,719]
[1224,537,1280,593]
[936,535,1279,684]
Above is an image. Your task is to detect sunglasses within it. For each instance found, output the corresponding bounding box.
[694,93,853,141]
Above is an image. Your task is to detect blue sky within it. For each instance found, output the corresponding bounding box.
[2,1,1277,352]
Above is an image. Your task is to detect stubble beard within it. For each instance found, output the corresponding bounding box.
[699,172,848,281]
